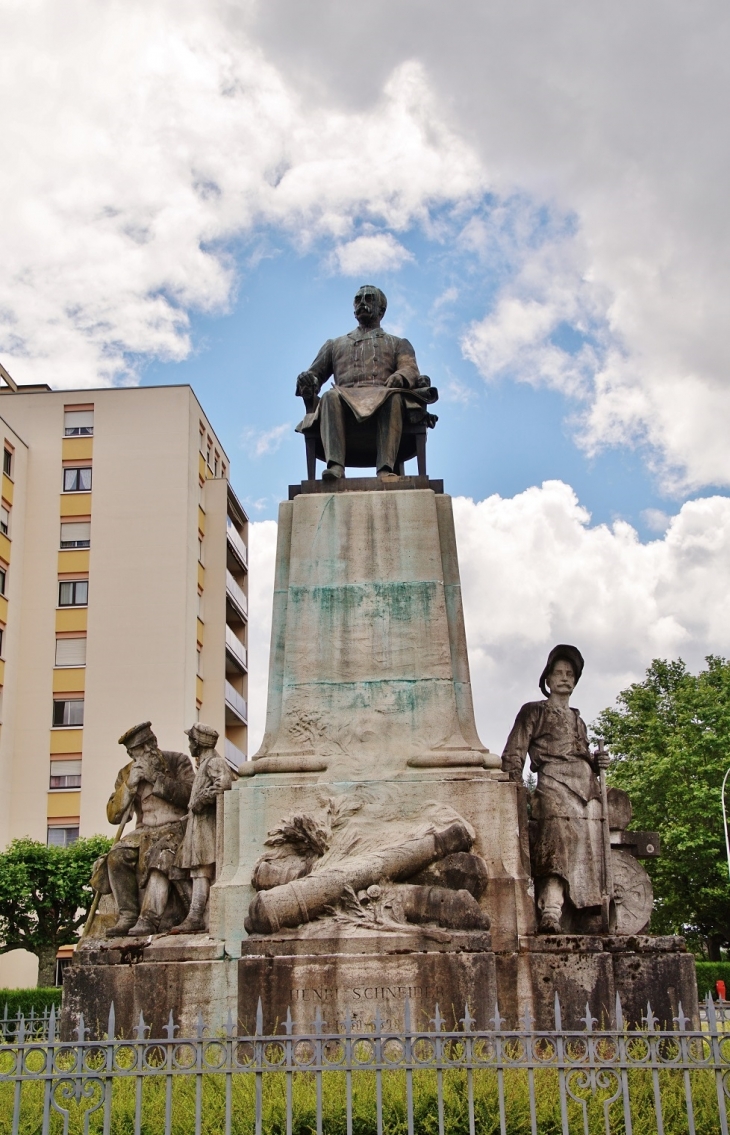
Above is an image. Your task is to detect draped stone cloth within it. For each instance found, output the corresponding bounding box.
[177,751,232,872]
[502,701,604,909]
[295,326,438,434]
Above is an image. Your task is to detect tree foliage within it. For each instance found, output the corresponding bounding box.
[0,836,112,985]
[593,656,730,957]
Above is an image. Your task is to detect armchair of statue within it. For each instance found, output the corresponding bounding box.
[298,391,438,481]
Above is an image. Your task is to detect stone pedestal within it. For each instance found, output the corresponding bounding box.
[62,935,237,1037]
[495,934,698,1030]
[64,482,698,1037]
[238,931,496,1033]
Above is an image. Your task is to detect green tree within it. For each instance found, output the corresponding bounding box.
[0,836,112,986]
[594,656,730,959]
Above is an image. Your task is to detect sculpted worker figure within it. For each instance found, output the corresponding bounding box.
[171,723,232,934]
[295,285,437,480]
[104,722,193,937]
[502,646,610,933]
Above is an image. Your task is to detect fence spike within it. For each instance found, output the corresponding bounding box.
[554,991,563,1032]
[17,1014,26,1044]
[133,1011,147,1041]
[521,1004,533,1033]
[674,1001,690,1032]
[284,1006,293,1036]
[226,1008,235,1038]
[615,992,624,1031]
[706,993,718,1032]
[404,998,411,1034]
[196,1010,205,1039]
[314,1004,326,1034]
[581,1003,597,1032]
[645,1000,658,1031]
[430,1003,444,1033]
[374,1006,382,1036]
[75,1012,89,1042]
[344,1008,352,1036]
[460,1004,474,1033]
[491,1002,503,1031]
[48,1003,57,1043]
[255,997,263,1037]
[107,1001,115,1040]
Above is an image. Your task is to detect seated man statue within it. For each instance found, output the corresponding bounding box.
[103,721,194,937]
[295,285,438,480]
[501,645,610,934]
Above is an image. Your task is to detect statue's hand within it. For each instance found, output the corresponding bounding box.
[296,371,317,399]
[127,762,144,789]
[385,373,406,389]
[595,750,611,770]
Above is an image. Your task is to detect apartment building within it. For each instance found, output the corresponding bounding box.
[0,376,248,985]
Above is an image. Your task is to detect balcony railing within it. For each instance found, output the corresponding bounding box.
[225,570,248,619]
[224,737,245,772]
[225,680,247,723]
[226,518,247,569]
[225,626,247,671]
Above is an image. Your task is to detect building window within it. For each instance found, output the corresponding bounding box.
[198,537,204,565]
[55,637,86,666]
[49,759,82,789]
[197,647,202,676]
[3,449,12,477]
[0,627,4,657]
[206,442,212,468]
[47,825,79,847]
[60,521,91,548]
[64,410,93,436]
[0,506,8,536]
[58,580,88,607]
[214,453,219,476]
[0,566,6,595]
[52,698,84,727]
[63,467,92,492]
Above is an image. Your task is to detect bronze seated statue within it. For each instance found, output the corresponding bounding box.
[295,284,438,481]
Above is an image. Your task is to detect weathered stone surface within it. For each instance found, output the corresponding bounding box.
[250,489,498,780]
[289,476,444,499]
[239,945,497,1033]
[493,935,699,1029]
[211,772,535,955]
[61,948,237,1038]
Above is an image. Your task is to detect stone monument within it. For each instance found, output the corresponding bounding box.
[63,287,698,1037]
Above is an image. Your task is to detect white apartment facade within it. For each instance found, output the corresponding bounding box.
[0,377,248,985]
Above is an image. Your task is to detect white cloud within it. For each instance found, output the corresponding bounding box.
[249,0,730,491]
[241,423,291,458]
[0,4,482,387]
[246,517,278,755]
[641,508,672,534]
[247,484,730,754]
[4,0,730,493]
[330,233,413,276]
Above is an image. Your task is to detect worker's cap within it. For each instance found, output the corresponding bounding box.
[118,721,156,749]
[539,645,584,697]
[185,723,219,748]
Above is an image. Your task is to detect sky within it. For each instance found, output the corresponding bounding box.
[2,0,730,752]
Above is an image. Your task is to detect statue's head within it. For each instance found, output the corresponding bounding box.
[539,644,584,697]
[185,722,219,760]
[118,720,157,758]
[354,285,387,328]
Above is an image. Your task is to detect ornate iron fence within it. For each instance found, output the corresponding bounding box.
[2,994,730,1135]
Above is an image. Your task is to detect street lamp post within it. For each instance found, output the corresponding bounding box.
[722,768,730,883]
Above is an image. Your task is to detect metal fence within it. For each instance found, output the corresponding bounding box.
[2,994,730,1135]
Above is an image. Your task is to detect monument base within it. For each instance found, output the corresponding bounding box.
[238,930,496,1032]
[61,935,237,1038]
[495,934,698,1030]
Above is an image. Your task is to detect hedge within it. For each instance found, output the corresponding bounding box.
[0,987,62,1018]
[694,961,730,1000]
